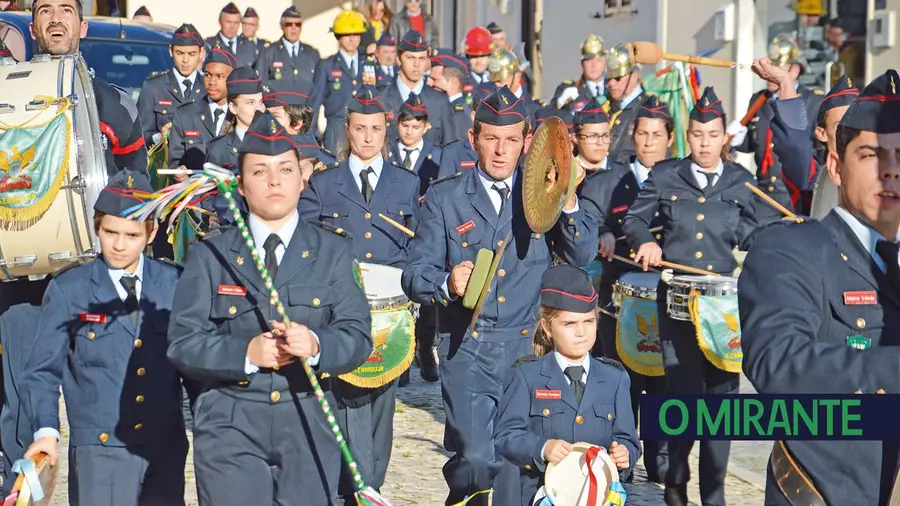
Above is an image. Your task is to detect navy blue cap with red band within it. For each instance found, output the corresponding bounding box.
[820,75,858,116]
[841,69,900,133]
[226,67,262,95]
[347,84,386,115]
[575,107,609,125]
[172,23,204,47]
[398,30,428,53]
[636,95,670,121]
[474,86,528,126]
[239,111,297,156]
[206,47,238,68]
[540,265,598,312]
[690,86,725,123]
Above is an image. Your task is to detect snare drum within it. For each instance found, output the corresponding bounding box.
[339,263,417,388]
[612,272,663,376]
[666,275,738,321]
[0,55,106,280]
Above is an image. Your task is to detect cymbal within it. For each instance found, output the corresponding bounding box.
[523,116,575,233]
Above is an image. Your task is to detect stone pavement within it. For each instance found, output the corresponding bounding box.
[37,365,766,505]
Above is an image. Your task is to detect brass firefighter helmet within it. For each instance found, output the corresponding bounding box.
[607,42,637,78]
[488,48,520,82]
[768,34,802,67]
[581,34,607,61]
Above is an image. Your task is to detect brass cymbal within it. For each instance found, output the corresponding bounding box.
[523,116,575,233]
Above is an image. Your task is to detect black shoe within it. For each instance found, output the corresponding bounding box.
[417,346,439,383]
[398,369,410,387]
[664,485,688,506]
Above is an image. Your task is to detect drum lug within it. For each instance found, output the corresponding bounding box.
[0,104,14,114]
[48,251,74,263]
[0,57,15,67]
[62,175,85,195]
[30,54,51,63]
[11,255,37,267]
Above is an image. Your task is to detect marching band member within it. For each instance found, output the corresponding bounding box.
[731,34,823,220]
[205,2,257,68]
[606,43,646,165]
[477,48,541,120]
[132,5,151,22]
[311,9,376,154]
[463,27,493,86]
[206,66,265,174]
[571,106,618,175]
[401,86,597,505]
[263,80,336,165]
[21,169,197,506]
[739,69,900,506]
[624,87,758,506]
[580,96,673,483]
[168,111,372,505]
[494,265,639,506]
[137,23,206,147]
[168,48,236,172]
[552,35,608,112]
[383,30,454,147]
[241,7,268,53]
[430,48,473,143]
[374,33,398,89]
[255,6,321,92]
[299,84,420,503]
[436,85,494,178]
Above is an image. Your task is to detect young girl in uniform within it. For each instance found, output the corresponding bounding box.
[494,264,640,505]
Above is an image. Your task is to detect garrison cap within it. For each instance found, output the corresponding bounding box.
[574,106,609,125]
[281,6,302,19]
[172,23,204,48]
[474,86,527,126]
[243,7,258,18]
[226,67,262,95]
[398,30,428,53]
[347,84,386,115]
[430,48,470,74]
[819,75,859,116]
[690,86,725,123]
[534,106,573,132]
[486,22,503,35]
[239,111,297,156]
[133,6,151,17]
[377,33,397,47]
[840,69,900,133]
[636,94,670,121]
[540,265,598,313]
[221,2,240,15]
[206,47,238,68]
[472,84,494,105]
[94,169,153,216]
[400,92,428,118]
[263,80,312,107]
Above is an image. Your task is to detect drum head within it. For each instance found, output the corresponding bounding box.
[543,442,619,506]
[359,263,405,301]
[619,271,661,287]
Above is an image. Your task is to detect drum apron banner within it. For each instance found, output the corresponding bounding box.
[584,261,603,293]
[615,295,664,377]
[687,292,743,372]
[338,302,415,388]
[0,112,70,230]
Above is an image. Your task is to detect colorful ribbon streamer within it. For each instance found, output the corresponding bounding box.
[11,458,44,501]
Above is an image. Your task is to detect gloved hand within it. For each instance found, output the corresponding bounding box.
[727,120,748,147]
[556,87,580,109]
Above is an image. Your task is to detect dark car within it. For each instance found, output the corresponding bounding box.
[0,13,174,101]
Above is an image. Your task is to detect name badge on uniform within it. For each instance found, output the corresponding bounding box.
[157,100,172,106]
[272,61,284,68]
[844,291,877,305]
[463,84,474,92]
[185,130,200,137]
[331,70,343,78]
[535,389,562,400]
[846,335,872,350]
[612,205,629,214]
[456,220,475,235]
[80,312,107,323]
[460,161,476,169]
[218,285,247,296]
[386,112,395,120]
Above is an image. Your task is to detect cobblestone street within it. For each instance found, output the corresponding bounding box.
[39,365,767,505]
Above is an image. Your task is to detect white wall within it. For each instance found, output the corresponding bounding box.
[866,0,899,82]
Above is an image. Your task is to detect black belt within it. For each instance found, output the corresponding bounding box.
[770,441,826,506]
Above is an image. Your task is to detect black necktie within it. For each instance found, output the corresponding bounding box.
[492,183,510,216]
[264,234,282,280]
[182,79,192,99]
[564,365,585,404]
[214,108,224,133]
[119,276,139,328]
[697,171,715,190]
[402,148,416,169]
[360,167,374,203]
[876,240,900,286]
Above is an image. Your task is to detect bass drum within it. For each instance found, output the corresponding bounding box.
[0,54,106,280]
[809,167,838,219]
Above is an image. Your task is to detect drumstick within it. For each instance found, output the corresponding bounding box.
[726,93,769,144]
[156,168,196,175]
[378,213,415,237]
[614,254,720,276]
[613,255,659,272]
[743,182,803,222]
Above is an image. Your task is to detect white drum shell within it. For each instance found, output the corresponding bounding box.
[612,271,661,307]
[359,262,409,310]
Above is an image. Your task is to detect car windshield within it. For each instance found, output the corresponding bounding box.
[80,39,172,100]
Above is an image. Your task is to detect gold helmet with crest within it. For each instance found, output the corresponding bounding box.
[767,34,802,67]
[581,34,607,61]
[488,48,520,82]
[607,42,638,78]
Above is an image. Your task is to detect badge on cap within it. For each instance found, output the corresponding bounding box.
[846,335,872,350]
[844,291,877,305]
[535,389,562,400]
[455,220,475,235]
[218,285,247,296]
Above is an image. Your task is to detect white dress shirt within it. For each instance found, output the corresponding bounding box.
[834,207,900,274]
[397,139,424,169]
[220,33,237,52]
[586,79,604,98]
[449,92,463,103]
[691,161,723,189]
[245,211,321,373]
[208,99,227,135]
[175,68,198,96]
[282,37,300,57]
[477,166,515,215]
[619,84,644,110]
[349,153,385,193]
[397,78,426,103]
[340,50,358,74]
[235,126,246,142]
[631,158,651,187]
[381,64,395,77]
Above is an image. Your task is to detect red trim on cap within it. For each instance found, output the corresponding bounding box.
[245,127,298,149]
[540,287,599,304]
[694,99,723,116]
[431,54,469,70]
[353,96,386,112]
[856,94,900,103]
[402,102,428,113]
[478,96,526,122]
[640,105,670,118]
[227,78,261,84]
[401,38,428,50]
[209,48,238,67]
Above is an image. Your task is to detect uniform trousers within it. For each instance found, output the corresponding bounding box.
[335,380,398,502]
[595,267,668,481]
[193,389,341,506]
[439,329,533,506]
[657,280,738,506]
[415,305,438,359]
[68,437,188,506]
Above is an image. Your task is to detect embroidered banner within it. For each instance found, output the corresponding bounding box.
[689,292,743,372]
[339,303,415,388]
[0,113,71,230]
[584,261,603,293]
[616,295,664,377]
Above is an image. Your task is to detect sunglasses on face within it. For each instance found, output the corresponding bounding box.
[283,21,302,28]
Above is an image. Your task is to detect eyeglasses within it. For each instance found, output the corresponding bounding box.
[283,21,302,28]
[577,133,611,144]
